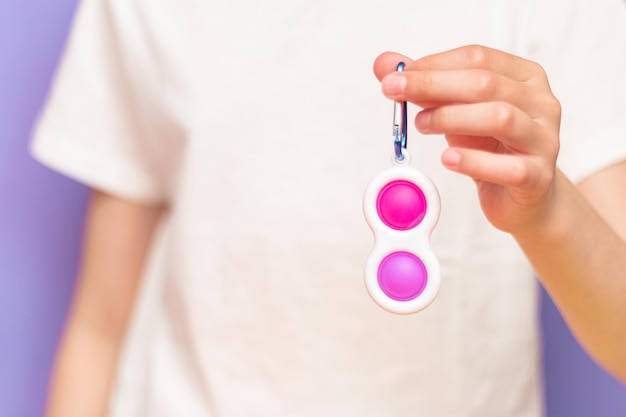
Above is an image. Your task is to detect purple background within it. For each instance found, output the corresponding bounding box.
[1,1,625,416]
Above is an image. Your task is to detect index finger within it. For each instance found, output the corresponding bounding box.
[408,45,543,82]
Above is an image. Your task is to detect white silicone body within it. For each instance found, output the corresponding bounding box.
[363,157,441,314]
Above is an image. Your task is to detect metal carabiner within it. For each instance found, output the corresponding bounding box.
[393,62,408,162]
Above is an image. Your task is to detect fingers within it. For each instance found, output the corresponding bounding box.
[374,46,553,118]
[408,45,544,83]
[374,45,546,85]
[382,68,559,120]
[372,45,560,191]
[415,102,549,155]
[441,147,548,190]
[382,69,537,114]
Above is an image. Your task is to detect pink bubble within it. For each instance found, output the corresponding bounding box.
[376,180,426,230]
[377,251,427,301]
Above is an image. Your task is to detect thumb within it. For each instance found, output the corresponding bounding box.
[373,51,414,82]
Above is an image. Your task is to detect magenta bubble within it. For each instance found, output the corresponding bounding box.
[376,180,426,230]
[377,251,427,301]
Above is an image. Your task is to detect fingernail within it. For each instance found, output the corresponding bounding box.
[415,109,432,132]
[442,149,461,168]
[381,74,406,96]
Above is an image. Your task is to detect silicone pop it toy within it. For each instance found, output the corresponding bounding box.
[363,62,441,314]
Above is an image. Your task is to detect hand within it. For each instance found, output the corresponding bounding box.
[373,45,562,235]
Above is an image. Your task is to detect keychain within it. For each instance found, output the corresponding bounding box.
[363,62,441,314]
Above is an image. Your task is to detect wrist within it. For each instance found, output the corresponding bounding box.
[512,169,578,247]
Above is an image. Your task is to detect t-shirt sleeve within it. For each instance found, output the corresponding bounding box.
[525,0,626,184]
[31,0,178,205]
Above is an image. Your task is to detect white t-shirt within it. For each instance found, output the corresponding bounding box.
[32,0,626,416]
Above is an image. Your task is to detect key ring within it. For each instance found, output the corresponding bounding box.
[393,62,408,162]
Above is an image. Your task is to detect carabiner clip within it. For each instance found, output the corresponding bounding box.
[393,62,408,162]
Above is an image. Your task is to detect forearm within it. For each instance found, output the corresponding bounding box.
[46,190,164,417]
[46,319,124,417]
[514,170,626,382]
